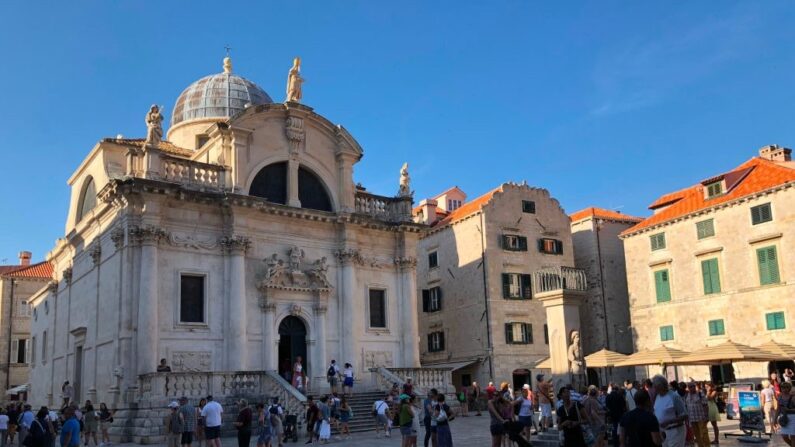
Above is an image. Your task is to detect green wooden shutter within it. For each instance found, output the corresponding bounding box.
[525,323,533,344]
[427,333,433,351]
[436,288,443,311]
[521,274,532,298]
[701,259,721,294]
[439,332,445,350]
[758,246,780,285]
[502,274,511,298]
[655,270,671,302]
[505,323,513,344]
[422,289,430,312]
[518,236,528,251]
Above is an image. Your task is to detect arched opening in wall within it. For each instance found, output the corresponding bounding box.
[586,368,599,387]
[278,316,307,388]
[249,162,287,205]
[298,166,332,212]
[76,177,97,223]
[512,368,531,391]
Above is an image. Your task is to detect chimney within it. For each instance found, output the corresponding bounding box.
[18,251,31,266]
[759,144,792,162]
[417,199,438,225]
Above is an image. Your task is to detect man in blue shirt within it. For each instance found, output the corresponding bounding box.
[18,404,34,447]
[60,407,80,447]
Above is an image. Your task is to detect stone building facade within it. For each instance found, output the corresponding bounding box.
[0,252,52,396]
[570,207,641,382]
[27,56,423,410]
[413,183,576,389]
[622,145,795,382]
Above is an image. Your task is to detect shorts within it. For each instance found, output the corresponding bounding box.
[376,414,388,425]
[400,426,413,436]
[205,426,221,440]
[328,377,338,386]
[100,421,111,432]
[181,432,194,444]
[517,415,533,427]
[540,403,552,418]
[490,423,505,436]
[344,377,354,387]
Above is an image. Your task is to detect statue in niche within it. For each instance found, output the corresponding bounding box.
[398,162,412,197]
[288,246,304,272]
[286,57,304,103]
[567,330,584,375]
[145,104,163,146]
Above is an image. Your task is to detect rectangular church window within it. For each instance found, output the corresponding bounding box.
[369,289,387,328]
[180,274,205,324]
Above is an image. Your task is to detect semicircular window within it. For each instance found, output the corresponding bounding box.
[76,177,97,222]
[249,163,333,212]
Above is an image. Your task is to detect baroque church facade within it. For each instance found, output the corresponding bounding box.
[27,56,422,407]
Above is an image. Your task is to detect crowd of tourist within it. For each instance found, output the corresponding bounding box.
[0,397,115,447]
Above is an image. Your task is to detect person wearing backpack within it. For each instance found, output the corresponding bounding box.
[23,409,51,447]
[266,398,283,447]
[326,360,340,395]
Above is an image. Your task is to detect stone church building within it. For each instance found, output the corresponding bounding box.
[27,56,423,408]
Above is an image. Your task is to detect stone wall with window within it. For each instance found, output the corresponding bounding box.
[623,186,795,381]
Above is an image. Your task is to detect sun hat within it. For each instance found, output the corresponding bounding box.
[168,401,179,408]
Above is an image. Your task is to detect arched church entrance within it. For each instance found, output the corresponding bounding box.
[278,316,308,383]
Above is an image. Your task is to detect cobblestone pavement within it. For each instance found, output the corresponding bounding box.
[110,416,788,447]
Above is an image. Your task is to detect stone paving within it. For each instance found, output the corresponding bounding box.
[107,416,788,446]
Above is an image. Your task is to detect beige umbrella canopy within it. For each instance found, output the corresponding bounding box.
[755,340,795,359]
[676,340,781,365]
[614,345,691,367]
[584,349,629,368]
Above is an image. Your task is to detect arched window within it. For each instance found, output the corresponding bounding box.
[76,177,97,222]
[249,163,333,212]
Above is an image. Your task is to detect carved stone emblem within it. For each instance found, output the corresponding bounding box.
[364,351,394,368]
[289,304,302,316]
[257,247,332,293]
[172,351,212,372]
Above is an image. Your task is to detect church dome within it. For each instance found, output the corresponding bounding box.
[170,57,273,127]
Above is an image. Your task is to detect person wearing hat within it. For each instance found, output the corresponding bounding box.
[397,394,415,446]
[165,402,183,447]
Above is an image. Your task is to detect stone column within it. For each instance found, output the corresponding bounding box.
[222,236,251,371]
[314,302,328,391]
[287,159,301,208]
[396,257,421,367]
[336,249,359,373]
[133,226,166,376]
[262,302,276,370]
[537,289,586,390]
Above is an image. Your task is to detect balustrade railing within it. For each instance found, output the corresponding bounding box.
[533,266,587,294]
[369,367,454,395]
[161,156,225,189]
[354,191,413,223]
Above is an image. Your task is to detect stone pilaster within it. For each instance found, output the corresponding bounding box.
[335,249,359,373]
[395,256,421,367]
[537,289,586,390]
[221,235,251,370]
[131,225,167,375]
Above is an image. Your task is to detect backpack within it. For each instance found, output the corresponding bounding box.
[327,365,336,377]
[268,404,281,416]
[23,420,47,447]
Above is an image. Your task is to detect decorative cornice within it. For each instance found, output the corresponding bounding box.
[219,235,252,253]
[129,225,168,246]
[334,248,361,266]
[394,256,417,270]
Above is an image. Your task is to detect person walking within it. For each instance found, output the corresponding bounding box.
[514,385,535,440]
[316,396,331,444]
[165,402,183,447]
[556,387,586,447]
[488,391,510,447]
[195,398,206,447]
[705,383,720,444]
[17,405,33,447]
[233,400,252,447]
[59,407,80,447]
[433,395,453,447]
[583,385,607,447]
[61,383,74,410]
[82,402,98,447]
[470,382,482,417]
[0,408,8,447]
[98,403,114,447]
[606,382,627,445]
[200,396,223,447]
[536,375,554,432]
[458,387,468,417]
[684,382,709,447]
[342,363,354,398]
[618,389,662,446]
[266,398,284,447]
[373,394,390,438]
[776,381,795,446]
[761,380,777,434]
[178,398,195,447]
[423,389,438,447]
[255,403,271,447]
[651,375,687,447]
[326,360,340,395]
[338,397,352,441]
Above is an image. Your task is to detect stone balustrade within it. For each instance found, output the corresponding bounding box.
[354,191,413,223]
[533,266,587,294]
[369,367,455,395]
[161,155,225,189]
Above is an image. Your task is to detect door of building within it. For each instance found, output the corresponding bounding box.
[74,346,83,402]
[278,316,307,383]
[512,369,531,390]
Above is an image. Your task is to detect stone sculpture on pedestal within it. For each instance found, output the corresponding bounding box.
[144,105,163,146]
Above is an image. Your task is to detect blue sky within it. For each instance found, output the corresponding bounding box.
[2,1,795,264]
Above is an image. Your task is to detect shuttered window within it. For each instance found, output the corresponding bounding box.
[696,219,715,239]
[422,287,443,312]
[502,273,532,299]
[654,269,672,303]
[708,319,725,336]
[766,312,786,331]
[751,203,773,225]
[650,233,666,251]
[428,331,445,352]
[660,325,674,341]
[538,238,563,254]
[505,323,533,344]
[701,258,721,295]
[502,235,528,251]
[757,246,781,286]
[543,324,549,344]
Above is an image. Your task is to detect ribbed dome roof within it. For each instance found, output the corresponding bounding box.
[171,57,273,126]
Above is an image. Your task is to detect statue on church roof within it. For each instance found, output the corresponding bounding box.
[398,162,412,197]
[145,104,163,146]
[286,57,304,103]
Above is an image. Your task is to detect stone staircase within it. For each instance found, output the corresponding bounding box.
[530,428,561,447]
[332,390,385,434]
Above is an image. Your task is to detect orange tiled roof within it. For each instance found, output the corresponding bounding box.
[622,157,795,236]
[3,262,53,279]
[0,266,22,275]
[431,186,503,228]
[570,207,643,223]
[103,138,193,157]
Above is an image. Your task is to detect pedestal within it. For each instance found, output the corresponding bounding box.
[536,289,586,390]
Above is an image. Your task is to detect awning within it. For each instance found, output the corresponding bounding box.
[755,340,795,359]
[422,359,480,371]
[6,384,29,395]
[676,340,780,365]
[534,357,552,369]
[584,349,629,368]
[614,346,691,367]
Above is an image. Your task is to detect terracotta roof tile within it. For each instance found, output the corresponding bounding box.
[4,262,53,279]
[623,157,795,236]
[431,186,503,228]
[570,207,643,223]
[0,266,22,275]
[103,138,193,157]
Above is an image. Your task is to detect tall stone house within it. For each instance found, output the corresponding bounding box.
[570,207,641,382]
[0,252,52,397]
[621,145,795,382]
[413,183,576,389]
